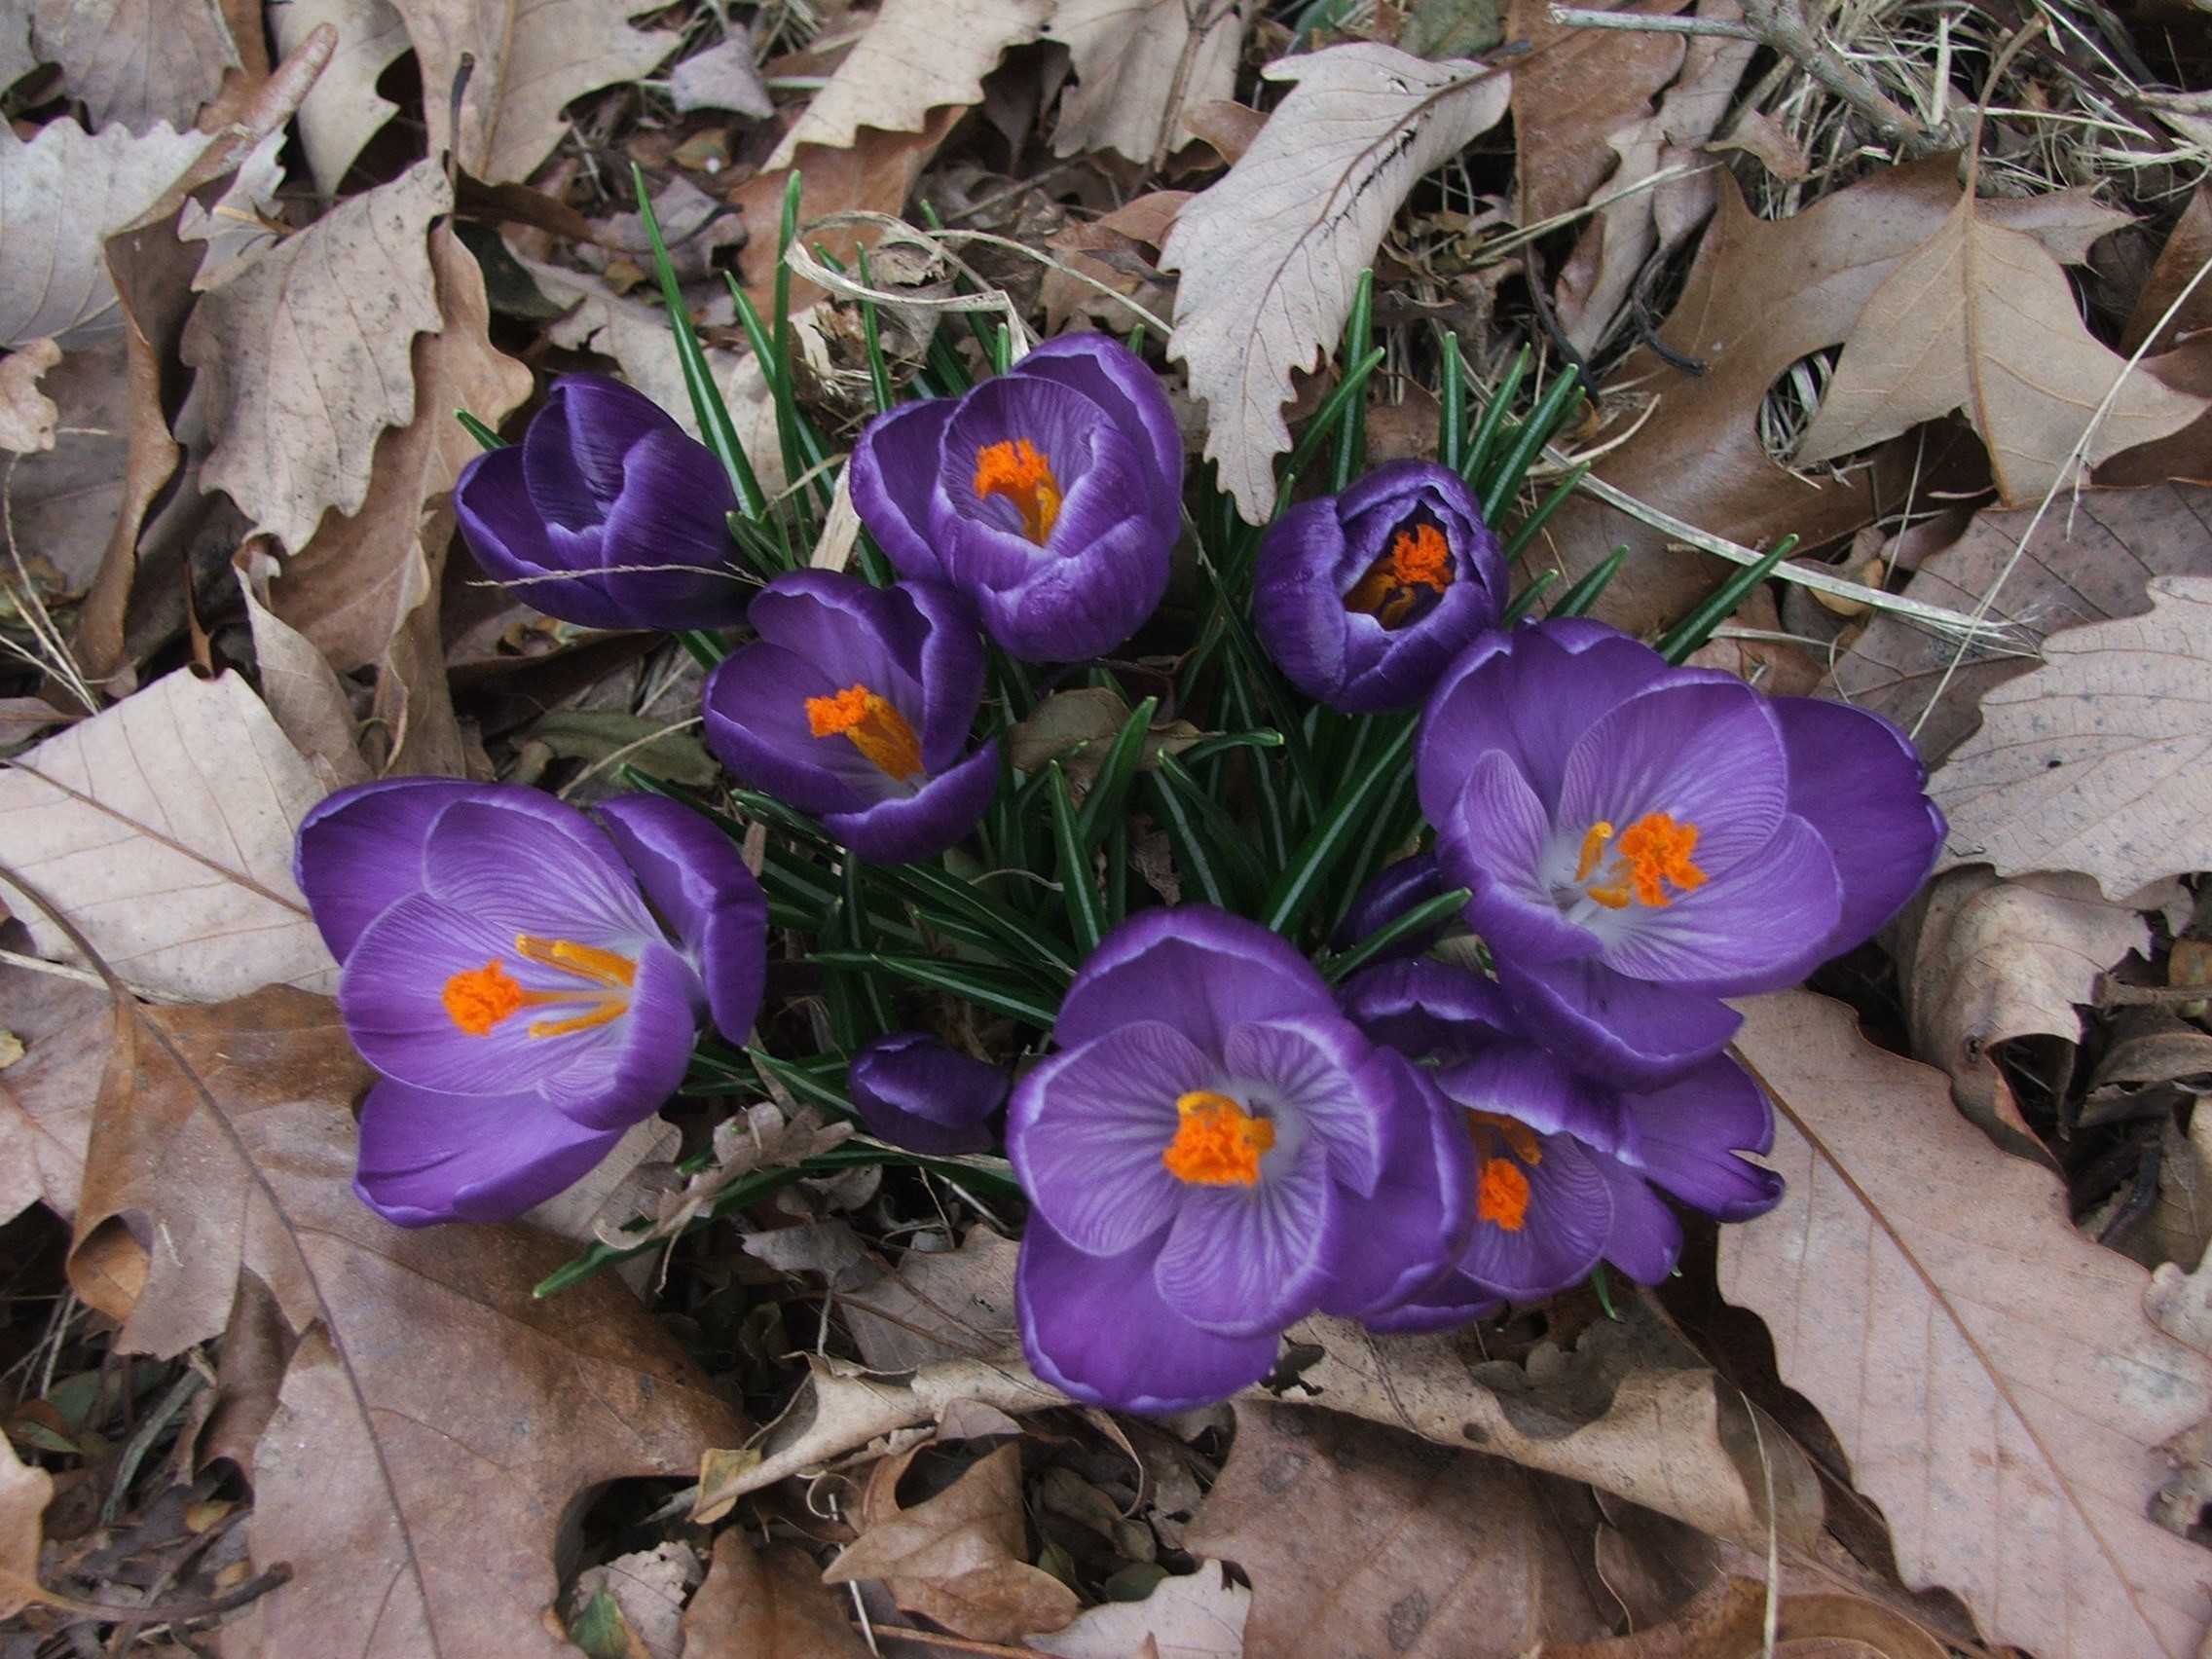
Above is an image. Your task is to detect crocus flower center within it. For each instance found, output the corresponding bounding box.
[1466,1110,1543,1233]
[1343,523,1453,629]
[805,684,926,781]
[973,439,1063,544]
[1161,1089,1276,1187]
[440,936,638,1039]
[1574,812,1708,910]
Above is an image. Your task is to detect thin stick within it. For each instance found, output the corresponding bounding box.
[1547,6,1757,37]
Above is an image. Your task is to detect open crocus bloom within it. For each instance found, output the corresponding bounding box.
[454,374,748,632]
[1253,461,1507,713]
[295,781,766,1226]
[848,1031,1008,1156]
[848,333,1183,663]
[702,571,999,865]
[1342,958,1781,1326]
[1008,907,1470,1413]
[1418,618,1944,1088]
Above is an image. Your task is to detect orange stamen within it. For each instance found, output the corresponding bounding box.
[515,935,637,988]
[1467,1110,1545,1167]
[528,1001,631,1039]
[443,960,526,1036]
[1579,811,1705,909]
[805,684,926,782]
[1161,1090,1276,1187]
[1574,821,1614,883]
[1476,1159,1532,1232]
[973,438,1063,543]
[1344,524,1455,629]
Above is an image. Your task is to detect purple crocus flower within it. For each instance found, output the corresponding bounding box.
[702,571,1000,865]
[1418,619,1944,1088]
[849,1031,1008,1156]
[1008,907,1471,1413]
[455,374,747,632]
[1254,461,1507,713]
[848,334,1183,663]
[1343,958,1780,1326]
[295,780,766,1227]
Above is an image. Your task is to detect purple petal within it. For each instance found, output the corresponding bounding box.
[1154,1132,1340,1337]
[899,578,989,767]
[1251,499,1354,705]
[1056,905,1333,1057]
[353,1078,625,1228]
[295,778,498,962]
[528,375,668,523]
[546,943,705,1129]
[456,446,632,630]
[1456,1129,1611,1302]
[1497,955,1741,1090]
[1223,1013,1388,1196]
[1332,851,1451,958]
[1593,1159,1683,1284]
[825,739,1000,864]
[849,398,957,583]
[1360,1269,1504,1334]
[751,572,928,717]
[1007,1021,1210,1257]
[1433,1041,1638,1158]
[1555,680,1789,871]
[1596,814,1843,994]
[1318,1051,1474,1319]
[702,642,885,817]
[592,425,751,629]
[595,793,768,1044]
[1012,333,1184,522]
[1017,1215,1278,1413]
[848,1031,1008,1156]
[1775,697,1945,958]
[1439,750,1599,964]
[1622,1054,1782,1221]
[1339,958,1515,1061]
[421,800,659,946]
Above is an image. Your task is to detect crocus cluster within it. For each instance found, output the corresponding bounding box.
[296,780,766,1225]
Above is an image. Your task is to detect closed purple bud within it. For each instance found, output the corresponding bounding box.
[1254,461,1507,713]
[848,1032,1008,1155]
[1332,850,1450,959]
[293,780,767,1227]
[455,374,748,633]
[849,334,1183,663]
[702,571,1000,865]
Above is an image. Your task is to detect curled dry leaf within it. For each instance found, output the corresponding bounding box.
[1720,989,2212,1659]
[682,1530,873,1659]
[843,1224,1019,1371]
[827,1441,1080,1641]
[1822,482,2212,763]
[0,668,337,1002]
[1161,43,1512,521]
[0,338,59,454]
[5,335,130,591]
[1795,184,2206,505]
[29,0,239,134]
[270,0,412,195]
[0,1431,52,1620]
[233,543,374,789]
[619,1101,853,1247]
[1932,574,2212,900]
[185,158,450,556]
[389,0,681,185]
[1272,1296,1821,1555]
[763,0,1051,171]
[1027,1562,1249,1659]
[0,117,208,349]
[65,986,741,1658]
[1048,0,1253,166]
[0,952,115,1226]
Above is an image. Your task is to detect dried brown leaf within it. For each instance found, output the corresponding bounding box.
[843,1224,1019,1371]
[682,1531,873,1659]
[2123,183,2212,357]
[62,986,741,1658]
[30,0,239,133]
[1048,0,1252,166]
[668,37,774,118]
[1027,1563,1249,1659]
[269,0,410,195]
[0,669,337,1001]
[1796,188,2205,504]
[1507,0,1684,226]
[1720,989,2212,1659]
[1161,44,1511,519]
[0,338,60,454]
[0,952,111,1225]
[233,543,373,789]
[4,335,129,590]
[1931,573,2212,898]
[0,1432,52,1620]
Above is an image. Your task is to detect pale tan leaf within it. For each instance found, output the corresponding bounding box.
[842,1224,1018,1371]
[1048,0,1252,166]
[176,129,287,289]
[233,542,372,788]
[1028,1563,1248,1659]
[1932,574,2212,898]
[667,35,773,117]
[0,337,59,453]
[572,1542,700,1659]
[2150,1237,2212,1355]
[1720,989,2212,1659]
[184,158,448,554]
[763,0,1051,171]
[0,1431,52,1620]
[1506,0,1683,226]
[29,0,238,132]
[269,0,410,195]
[1796,190,2206,504]
[0,954,110,1225]
[0,116,208,348]
[1981,186,2136,268]
[0,668,336,1001]
[0,8,33,91]
[391,0,684,185]
[1161,43,1511,519]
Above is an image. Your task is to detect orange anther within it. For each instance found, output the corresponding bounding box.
[1344,524,1455,629]
[1162,1090,1276,1187]
[973,438,1063,543]
[515,935,637,989]
[1574,821,1615,883]
[804,683,926,782]
[1577,811,1705,909]
[1476,1158,1532,1232]
[443,960,526,1036]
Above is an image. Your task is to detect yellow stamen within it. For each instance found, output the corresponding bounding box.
[443,960,525,1036]
[441,939,639,1039]
[1344,524,1455,629]
[1161,1090,1276,1187]
[1574,821,1614,883]
[973,438,1063,543]
[805,684,925,781]
[528,1001,632,1039]
[515,935,637,988]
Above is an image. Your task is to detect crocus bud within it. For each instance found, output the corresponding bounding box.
[455,374,749,632]
[849,334,1183,663]
[848,1032,1008,1156]
[1253,461,1507,713]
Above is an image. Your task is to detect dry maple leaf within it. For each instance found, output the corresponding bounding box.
[763,0,1051,171]
[270,0,412,196]
[184,157,448,555]
[1047,0,1253,167]
[1720,989,2212,1659]
[29,0,239,133]
[1931,573,2212,899]
[1161,43,1512,520]
[58,985,741,1658]
[1795,183,2206,504]
[0,669,337,1002]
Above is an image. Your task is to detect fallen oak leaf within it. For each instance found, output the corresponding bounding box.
[1719,988,2212,1659]
[0,949,113,1225]
[269,0,412,195]
[1048,0,1253,167]
[1026,1562,1249,1659]
[29,0,240,134]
